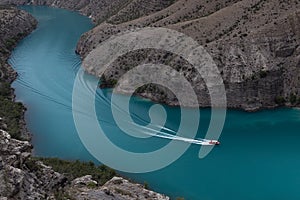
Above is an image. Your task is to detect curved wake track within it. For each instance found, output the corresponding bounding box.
[15,65,211,146]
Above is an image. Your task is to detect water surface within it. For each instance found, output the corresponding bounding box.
[10,6,300,200]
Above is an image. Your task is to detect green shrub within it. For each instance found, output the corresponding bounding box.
[259,70,267,78]
[144,181,149,189]
[0,95,24,140]
[290,94,297,104]
[87,182,97,189]
[35,158,116,186]
[275,96,286,105]
[5,38,16,49]
[0,82,11,96]
[24,158,41,172]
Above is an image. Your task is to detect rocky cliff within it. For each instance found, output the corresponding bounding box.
[0,130,67,199]
[4,0,300,111]
[0,130,170,200]
[0,6,37,140]
[75,0,300,111]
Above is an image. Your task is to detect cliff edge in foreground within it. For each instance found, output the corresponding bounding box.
[0,130,170,200]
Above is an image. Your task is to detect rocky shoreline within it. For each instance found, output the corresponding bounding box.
[3,1,300,112]
[0,5,37,140]
[0,6,169,200]
[75,0,300,112]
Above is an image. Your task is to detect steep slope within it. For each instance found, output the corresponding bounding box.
[0,0,176,24]
[0,6,37,140]
[76,0,300,111]
[106,0,177,25]
[3,0,300,111]
[0,0,130,22]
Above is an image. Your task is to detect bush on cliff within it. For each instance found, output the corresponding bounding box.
[275,96,286,105]
[0,81,24,140]
[35,158,116,186]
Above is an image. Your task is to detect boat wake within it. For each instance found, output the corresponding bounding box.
[140,128,218,146]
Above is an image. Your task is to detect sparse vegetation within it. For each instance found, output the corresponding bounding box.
[0,92,25,140]
[289,93,297,104]
[0,7,37,140]
[259,70,268,78]
[34,158,116,186]
[275,96,286,105]
[5,38,16,49]
[144,181,149,189]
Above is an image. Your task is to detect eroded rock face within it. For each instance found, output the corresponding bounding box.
[0,130,67,200]
[75,0,300,111]
[0,130,170,200]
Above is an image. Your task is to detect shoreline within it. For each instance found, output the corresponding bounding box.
[7,3,300,113]
[99,84,297,113]
[0,6,37,140]
[0,5,171,200]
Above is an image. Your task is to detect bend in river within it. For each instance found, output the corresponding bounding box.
[10,6,300,200]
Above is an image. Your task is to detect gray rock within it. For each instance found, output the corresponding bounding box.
[0,130,66,199]
[72,175,98,187]
[67,176,170,200]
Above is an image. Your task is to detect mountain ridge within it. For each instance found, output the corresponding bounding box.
[2,0,300,111]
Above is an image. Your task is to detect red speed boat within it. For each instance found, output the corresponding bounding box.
[208,140,220,145]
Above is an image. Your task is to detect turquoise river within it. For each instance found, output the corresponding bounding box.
[9,6,300,200]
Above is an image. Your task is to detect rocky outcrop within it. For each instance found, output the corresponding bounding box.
[0,130,170,200]
[0,130,67,199]
[67,176,169,200]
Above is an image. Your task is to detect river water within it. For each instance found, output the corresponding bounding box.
[9,6,300,200]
